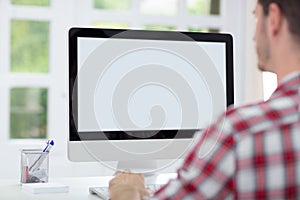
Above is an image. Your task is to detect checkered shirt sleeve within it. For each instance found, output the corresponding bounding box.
[152,110,237,200]
[151,72,300,200]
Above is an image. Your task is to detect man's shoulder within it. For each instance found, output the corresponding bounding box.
[220,94,298,134]
[218,100,272,134]
[225,100,265,120]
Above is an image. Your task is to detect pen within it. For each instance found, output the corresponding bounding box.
[43,140,54,152]
[29,140,54,173]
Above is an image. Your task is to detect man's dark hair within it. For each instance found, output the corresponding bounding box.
[258,0,300,43]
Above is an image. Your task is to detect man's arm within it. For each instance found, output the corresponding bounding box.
[153,113,236,199]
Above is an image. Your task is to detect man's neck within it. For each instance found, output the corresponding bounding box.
[273,47,300,83]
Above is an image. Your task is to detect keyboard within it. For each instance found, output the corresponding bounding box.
[89,184,164,200]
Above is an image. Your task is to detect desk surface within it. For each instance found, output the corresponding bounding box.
[0,173,176,199]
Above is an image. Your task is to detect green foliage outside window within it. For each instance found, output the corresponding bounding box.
[11,0,49,6]
[11,20,49,73]
[189,27,219,33]
[10,88,47,139]
[187,0,219,15]
[94,0,130,10]
[144,25,176,31]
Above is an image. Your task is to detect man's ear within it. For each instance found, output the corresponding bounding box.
[267,3,283,37]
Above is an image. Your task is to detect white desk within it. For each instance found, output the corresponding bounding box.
[0,173,176,200]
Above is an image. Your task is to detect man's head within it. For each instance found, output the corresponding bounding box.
[254,0,300,72]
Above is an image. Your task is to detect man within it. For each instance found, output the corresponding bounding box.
[109,0,300,199]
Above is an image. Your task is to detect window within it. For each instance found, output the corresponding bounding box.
[89,0,221,31]
[10,88,47,139]
[93,22,129,29]
[0,1,52,143]
[187,0,220,15]
[140,0,178,16]
[11,0,50,7]
[94,0,130,10]
[11,20,49,73]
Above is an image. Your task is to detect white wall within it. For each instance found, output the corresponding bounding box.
[244,0,264,103]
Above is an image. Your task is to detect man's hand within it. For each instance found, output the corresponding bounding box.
[109,171,150,200]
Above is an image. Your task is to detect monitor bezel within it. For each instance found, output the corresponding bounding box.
[69,28,234,141]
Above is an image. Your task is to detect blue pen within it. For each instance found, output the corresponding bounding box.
[29,140,55,173]
[43,140,55,152]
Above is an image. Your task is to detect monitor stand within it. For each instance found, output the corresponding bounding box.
[116,160,158,175]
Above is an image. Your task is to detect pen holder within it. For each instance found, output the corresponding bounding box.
[20,149,49,184]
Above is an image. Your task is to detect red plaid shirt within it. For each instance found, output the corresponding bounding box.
[153,72,300,199]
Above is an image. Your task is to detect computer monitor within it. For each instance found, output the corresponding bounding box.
[68,28,234,173]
